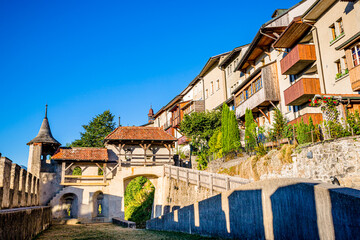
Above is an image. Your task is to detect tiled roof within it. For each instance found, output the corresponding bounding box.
[51,147,108,161]
[105,127,177,142]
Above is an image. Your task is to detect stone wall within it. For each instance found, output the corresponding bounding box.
[0,156,40,209]
[0,206,51,239]
[147,178,360,239]
[260,136,360,188]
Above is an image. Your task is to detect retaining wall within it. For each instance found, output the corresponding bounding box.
[0,157,40,209]
[0,206,51,239]
[260,136,360,188]
[147,178,360,239]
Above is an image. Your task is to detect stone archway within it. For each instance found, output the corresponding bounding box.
[60,193,79,219]
[92,191,106,219]
[123,176,155,227]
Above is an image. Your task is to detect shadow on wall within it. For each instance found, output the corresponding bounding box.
[329,188,360,239]
[148,189,265,239]
[271,183,320,239]
[51,188,123,222]
[147,180,360,239]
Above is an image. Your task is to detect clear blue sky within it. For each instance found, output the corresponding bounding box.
[0,0,300,166]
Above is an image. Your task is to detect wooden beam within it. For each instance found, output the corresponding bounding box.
[258,108,271,123]
[65,162,74,171]
[61,182,109,186]
[61,162,65,184]
[64,175,109,179]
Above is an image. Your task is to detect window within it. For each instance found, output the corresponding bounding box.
[352,44,360,67]
[330,19,345,43]
[342,56,348,71]
[205,89,208,99]
[337,18,344,35]
[330,24,336,40]
[254,77,262,92]
[216,79,220,90]
[335,60,341,74]
[211,81,214,94]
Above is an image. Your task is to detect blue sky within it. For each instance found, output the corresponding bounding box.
[0,0,300,166]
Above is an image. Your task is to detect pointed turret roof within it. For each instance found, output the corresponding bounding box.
[27,105,61,146]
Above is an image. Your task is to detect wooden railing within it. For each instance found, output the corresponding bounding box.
[163,165,250,193]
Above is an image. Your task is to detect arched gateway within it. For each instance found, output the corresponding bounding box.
[39,126,176,223]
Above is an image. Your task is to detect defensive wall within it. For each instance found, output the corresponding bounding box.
[147,178,360,240]
[0,156,51,239]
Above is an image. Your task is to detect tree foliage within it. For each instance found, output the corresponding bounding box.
[71,110,116,147]
[179,110,221,151]
[244,109,257,152]
[221,103,241,154]
[124,176,155,227]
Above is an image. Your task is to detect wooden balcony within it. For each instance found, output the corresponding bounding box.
[235,63,280,118]
[288,113,323,125]
[284,78,321,106]
[281,44,316,75]
[182,100,205,115]
[350,64,360,91]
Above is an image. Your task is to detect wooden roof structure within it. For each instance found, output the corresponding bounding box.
[104,126,177,144]
[52,147,109,162]
[235,26,286,72]
[273,17,314,48]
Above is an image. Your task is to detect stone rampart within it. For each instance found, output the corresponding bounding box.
[147,178,360,239]
[0,206,51,239]
[0,156,40,209]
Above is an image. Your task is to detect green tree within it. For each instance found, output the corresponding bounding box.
[271,108,288,140]
[208,128,223,158]
[245,109,257,152]
[179,110,221,151]
[221,103,230,153]
[221,103,241,153]
[124,176,154,227]
[228,109,241,151]
[71,110,116,147]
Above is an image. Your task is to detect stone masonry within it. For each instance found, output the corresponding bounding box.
[260,136,360,188]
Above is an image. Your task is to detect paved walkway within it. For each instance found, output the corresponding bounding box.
[35,223,213,240]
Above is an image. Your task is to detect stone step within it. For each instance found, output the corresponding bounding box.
[112,217,136,229]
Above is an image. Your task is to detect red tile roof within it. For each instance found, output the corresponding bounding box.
[52,147,108,161]
[105,127,177,142]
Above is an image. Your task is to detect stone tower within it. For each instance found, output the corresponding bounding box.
[148,106,154,123]
[27,105,60,178]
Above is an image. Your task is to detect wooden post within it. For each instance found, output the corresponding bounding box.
[169,166,172,179]
[186,170,189,185]
[225,177,230,191]
[61,162,65,184]
[209,173,213,194]
[311,130,314,143]
[176,167,179,182]
[103,163,107,183]
[197,171,200,187]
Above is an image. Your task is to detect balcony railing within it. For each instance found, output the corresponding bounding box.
[182,100,205,115]
[350,64,360,91]
[288,113,323,125]
[235,63,280,118]
[284,78,321,106]
[281,44,316,75]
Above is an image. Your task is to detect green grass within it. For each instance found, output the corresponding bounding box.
[34,223,218,240]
